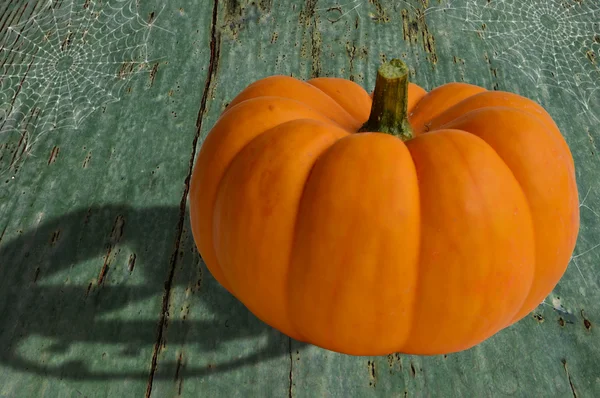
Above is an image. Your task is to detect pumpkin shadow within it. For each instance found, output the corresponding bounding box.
[0,204,306,380]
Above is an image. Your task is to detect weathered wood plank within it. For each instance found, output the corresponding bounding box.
[154,0,600,396]
[1,0,214,396]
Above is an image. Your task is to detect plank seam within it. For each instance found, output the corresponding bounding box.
[144,0,221,395]
[288,337,294,398]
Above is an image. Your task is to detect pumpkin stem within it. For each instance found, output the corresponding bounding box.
[359,58,413,141]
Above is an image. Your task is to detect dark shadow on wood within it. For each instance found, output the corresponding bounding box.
[0,205,306,380]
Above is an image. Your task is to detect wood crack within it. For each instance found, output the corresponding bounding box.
[562,359,578,398]
[144,0,221,396]
[97,247,111,285]
[288,337,293,398]
[0,0,16,34]
[0,225,6,246]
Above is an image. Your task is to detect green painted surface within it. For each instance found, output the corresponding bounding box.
[0,0,598,397]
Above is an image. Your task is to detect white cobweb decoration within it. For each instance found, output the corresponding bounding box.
[465,0,600,106]
[404,0,600,111]
[0,0,159,148]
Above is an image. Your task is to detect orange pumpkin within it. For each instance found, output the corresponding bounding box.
[189,59,579,356]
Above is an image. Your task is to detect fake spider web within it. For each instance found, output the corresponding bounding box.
[462,0,599,108]
[0,0,154,142]
[397,0,600,110]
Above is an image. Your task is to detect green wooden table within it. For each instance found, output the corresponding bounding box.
[1,0,598,396]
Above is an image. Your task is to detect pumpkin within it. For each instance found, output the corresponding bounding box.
[189,59,579,356]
